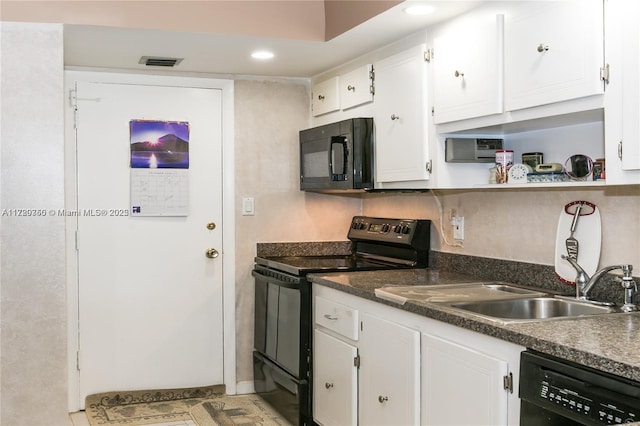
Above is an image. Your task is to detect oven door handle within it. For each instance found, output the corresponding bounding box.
[252,269,301,289]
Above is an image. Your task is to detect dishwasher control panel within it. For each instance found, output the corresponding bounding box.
[521,351,640,425]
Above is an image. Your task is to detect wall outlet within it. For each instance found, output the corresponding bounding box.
[452,216,464,240]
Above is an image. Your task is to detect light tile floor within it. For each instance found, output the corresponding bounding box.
[69,411,197,426]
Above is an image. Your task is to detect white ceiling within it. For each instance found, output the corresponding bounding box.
[64,1,481,78]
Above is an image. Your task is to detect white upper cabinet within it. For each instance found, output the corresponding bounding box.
[312,76,340,116]
[603,0,640,184]
[432,13,504,124]
[340,64,374,110]
[619,1,640,172]
[374,44,430,187]
[504,0,604,111]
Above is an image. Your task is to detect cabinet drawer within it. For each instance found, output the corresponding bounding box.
[314,296,359,340]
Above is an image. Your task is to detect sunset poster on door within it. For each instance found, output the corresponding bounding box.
[129,120,190,169]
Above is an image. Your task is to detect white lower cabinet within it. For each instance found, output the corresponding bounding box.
[359,314,420,426]
[312,285,524,426]
[422,333,509,425]
[313,329,358,426]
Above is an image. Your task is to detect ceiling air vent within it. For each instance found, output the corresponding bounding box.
[139,56,183,67]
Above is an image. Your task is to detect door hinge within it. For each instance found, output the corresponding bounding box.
[354,354,360,368]
[69,89,77,108]
[424,48,433,63]
[426,159,433,174]
[600,64,610,84]
[76,350,81,371]
[503,372,513,393]
[369,66,375,96]
[70,90,78,129]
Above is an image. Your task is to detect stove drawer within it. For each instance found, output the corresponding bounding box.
[315,295,359,340]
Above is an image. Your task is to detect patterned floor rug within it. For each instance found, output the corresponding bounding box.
[85,385,289,426]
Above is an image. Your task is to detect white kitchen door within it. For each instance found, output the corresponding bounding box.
[74,81,224,406]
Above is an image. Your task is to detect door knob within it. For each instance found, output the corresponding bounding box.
[205,248,219,258]
[206,222,216,230]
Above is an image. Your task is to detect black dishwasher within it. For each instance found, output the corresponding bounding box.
[520,350,640,425]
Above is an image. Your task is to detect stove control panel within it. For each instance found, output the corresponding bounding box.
[348,216,431,249]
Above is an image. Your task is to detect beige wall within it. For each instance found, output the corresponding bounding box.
[362,187,640,269]
[0,22,68,426]
[233,79,362,383]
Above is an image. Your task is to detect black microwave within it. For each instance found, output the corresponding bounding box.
[299,118,374,192]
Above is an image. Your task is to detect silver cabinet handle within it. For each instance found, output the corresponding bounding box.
[390,114,400,120]
[454,70,464,77]
[378,395,388,403]
[347,85,355,92]
[323,314,338,321]
[325,382,334,389]
[317,94,325,101]
[537,44,549,52]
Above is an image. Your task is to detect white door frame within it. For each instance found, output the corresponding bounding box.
[64,70,236,412]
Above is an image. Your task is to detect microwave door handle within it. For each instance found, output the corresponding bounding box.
[329,137,348,179]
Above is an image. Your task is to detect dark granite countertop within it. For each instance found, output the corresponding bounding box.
[308,268,640,383]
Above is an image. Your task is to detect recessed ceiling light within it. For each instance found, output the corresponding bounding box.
[404,5,436,16]
[251,50,274,60]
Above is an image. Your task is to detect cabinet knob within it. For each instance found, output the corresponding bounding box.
[390,114,400,121]
[454,70,464,78]
[347,85,355,92]
[317,94,325,101]
[205,248,219,258]
[537,44,550,52]
[378,395,389,403]
[325,382,334,389]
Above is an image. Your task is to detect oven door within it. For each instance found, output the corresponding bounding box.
[253,266,309,377]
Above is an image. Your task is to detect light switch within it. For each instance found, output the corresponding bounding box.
[242,197,255,216]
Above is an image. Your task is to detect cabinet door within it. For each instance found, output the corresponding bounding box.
[374,44,430,184]
[433,14,504,124]
[422,333,509,426]
[313,329,357,426]
[359,313,420,426]
[504,0,604,111]
[312,77,340,116]
[340,64,374,110]
[620,0,640,171]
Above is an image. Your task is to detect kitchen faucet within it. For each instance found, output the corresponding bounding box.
[561,255,638,312]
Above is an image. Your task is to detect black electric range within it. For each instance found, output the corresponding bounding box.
[252,216,431,426]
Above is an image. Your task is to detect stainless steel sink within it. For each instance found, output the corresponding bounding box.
[448,297,620,323]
